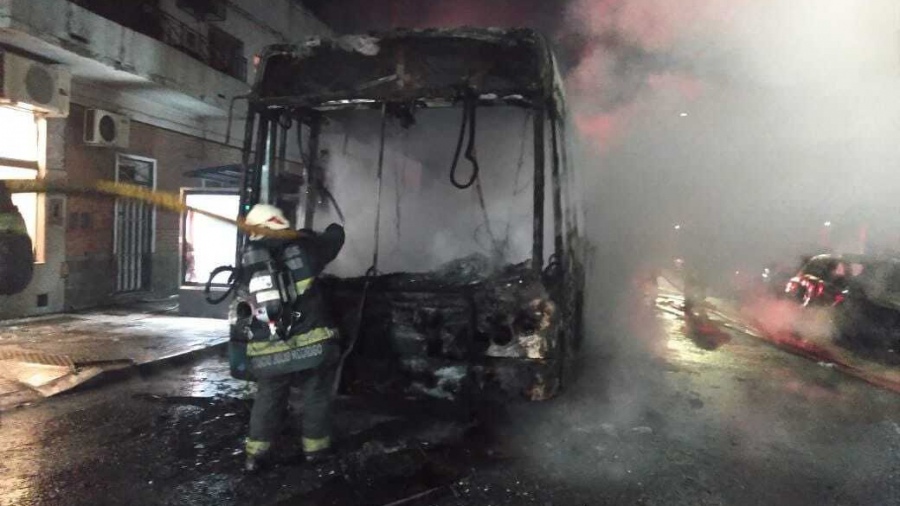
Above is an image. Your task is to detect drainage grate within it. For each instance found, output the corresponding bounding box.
[0,350,76,368]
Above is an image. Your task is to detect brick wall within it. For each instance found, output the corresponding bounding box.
[64,104,242,310]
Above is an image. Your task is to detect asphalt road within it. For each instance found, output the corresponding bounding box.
[0,290,898,506]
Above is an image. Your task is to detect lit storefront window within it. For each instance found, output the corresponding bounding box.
[182,192,240,285]
[0,106,42,257]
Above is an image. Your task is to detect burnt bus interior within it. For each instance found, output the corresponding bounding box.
[233,28,586,401]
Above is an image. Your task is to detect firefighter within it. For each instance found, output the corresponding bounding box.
[240,203,345,473]
[0,182,34,296]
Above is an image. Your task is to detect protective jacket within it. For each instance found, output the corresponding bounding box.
[244,223,345,377]
[0,183,33,296]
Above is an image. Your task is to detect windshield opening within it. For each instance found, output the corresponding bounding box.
[306,106,539,278]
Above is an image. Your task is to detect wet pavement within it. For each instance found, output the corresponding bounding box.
[1,289,899,505]
[0,305,227,409]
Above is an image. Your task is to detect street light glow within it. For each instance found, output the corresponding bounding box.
[674,224,681,230]
[824,221,832,227]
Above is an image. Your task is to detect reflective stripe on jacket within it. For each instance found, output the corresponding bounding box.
[247,328,339,377]
[247,326,337,357]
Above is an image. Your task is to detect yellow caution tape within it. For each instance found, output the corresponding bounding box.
[2,179,301,240]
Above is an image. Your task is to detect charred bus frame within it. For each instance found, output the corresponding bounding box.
[234,28,585,401]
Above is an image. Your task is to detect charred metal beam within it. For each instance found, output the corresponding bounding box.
[559,120,581,247]
[235,108,257,263]
[256,28,549,109]
[372,102,388,271]
[302,117,322,229]
[277,116,289,177]
[265,118,279,204]
[550,117,564,269]
[253,93,540,111]
[532,106,545,273]
[251,114,270,208]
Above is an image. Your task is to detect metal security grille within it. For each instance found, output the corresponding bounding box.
[115,155,155,293]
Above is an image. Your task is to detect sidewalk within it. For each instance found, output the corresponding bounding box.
[0,304,228,409]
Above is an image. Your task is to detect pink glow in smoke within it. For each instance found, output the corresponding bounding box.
[567,0,749,150]
[574,0,747,50]
[574,104,638,149]
[646,72,706,100]
[571,71,704,151]
[390,0,529,29]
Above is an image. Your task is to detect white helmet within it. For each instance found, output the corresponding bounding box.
[245,204,290,239]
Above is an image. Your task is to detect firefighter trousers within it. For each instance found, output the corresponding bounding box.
[247,342,339,456]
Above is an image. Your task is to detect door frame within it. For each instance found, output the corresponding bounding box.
[113,154,157,255]
[113,154,157,292]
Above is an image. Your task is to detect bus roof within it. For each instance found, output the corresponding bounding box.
[252,27,566,114]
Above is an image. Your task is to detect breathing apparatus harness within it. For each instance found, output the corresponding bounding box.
[240,240,298,340]
[205,235,312,342]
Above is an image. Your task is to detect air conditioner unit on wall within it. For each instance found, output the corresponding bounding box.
[84,109,131,148]
[0,51,71,118]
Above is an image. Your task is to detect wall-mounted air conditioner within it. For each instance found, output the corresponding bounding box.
[84,109,131,148]
[0,51,71,118]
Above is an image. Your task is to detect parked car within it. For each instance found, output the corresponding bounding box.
[785,254,900,349]
[761,263,796,298]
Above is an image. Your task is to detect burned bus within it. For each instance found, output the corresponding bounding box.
[230,28,585,401]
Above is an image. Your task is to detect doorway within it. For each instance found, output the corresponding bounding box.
[114,154,156,292]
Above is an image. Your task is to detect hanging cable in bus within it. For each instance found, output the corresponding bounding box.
[449,94,480,189]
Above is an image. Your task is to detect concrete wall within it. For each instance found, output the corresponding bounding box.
[63,103,242,311]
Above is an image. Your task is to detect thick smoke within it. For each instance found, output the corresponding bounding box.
[569,0,900,282]
[511,0,900,472]
[553,0,900,433]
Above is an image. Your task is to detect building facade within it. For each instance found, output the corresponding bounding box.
[0,0,329,318]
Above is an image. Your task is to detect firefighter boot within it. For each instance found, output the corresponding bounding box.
[303,436,334,464]
[244,439,273,473]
